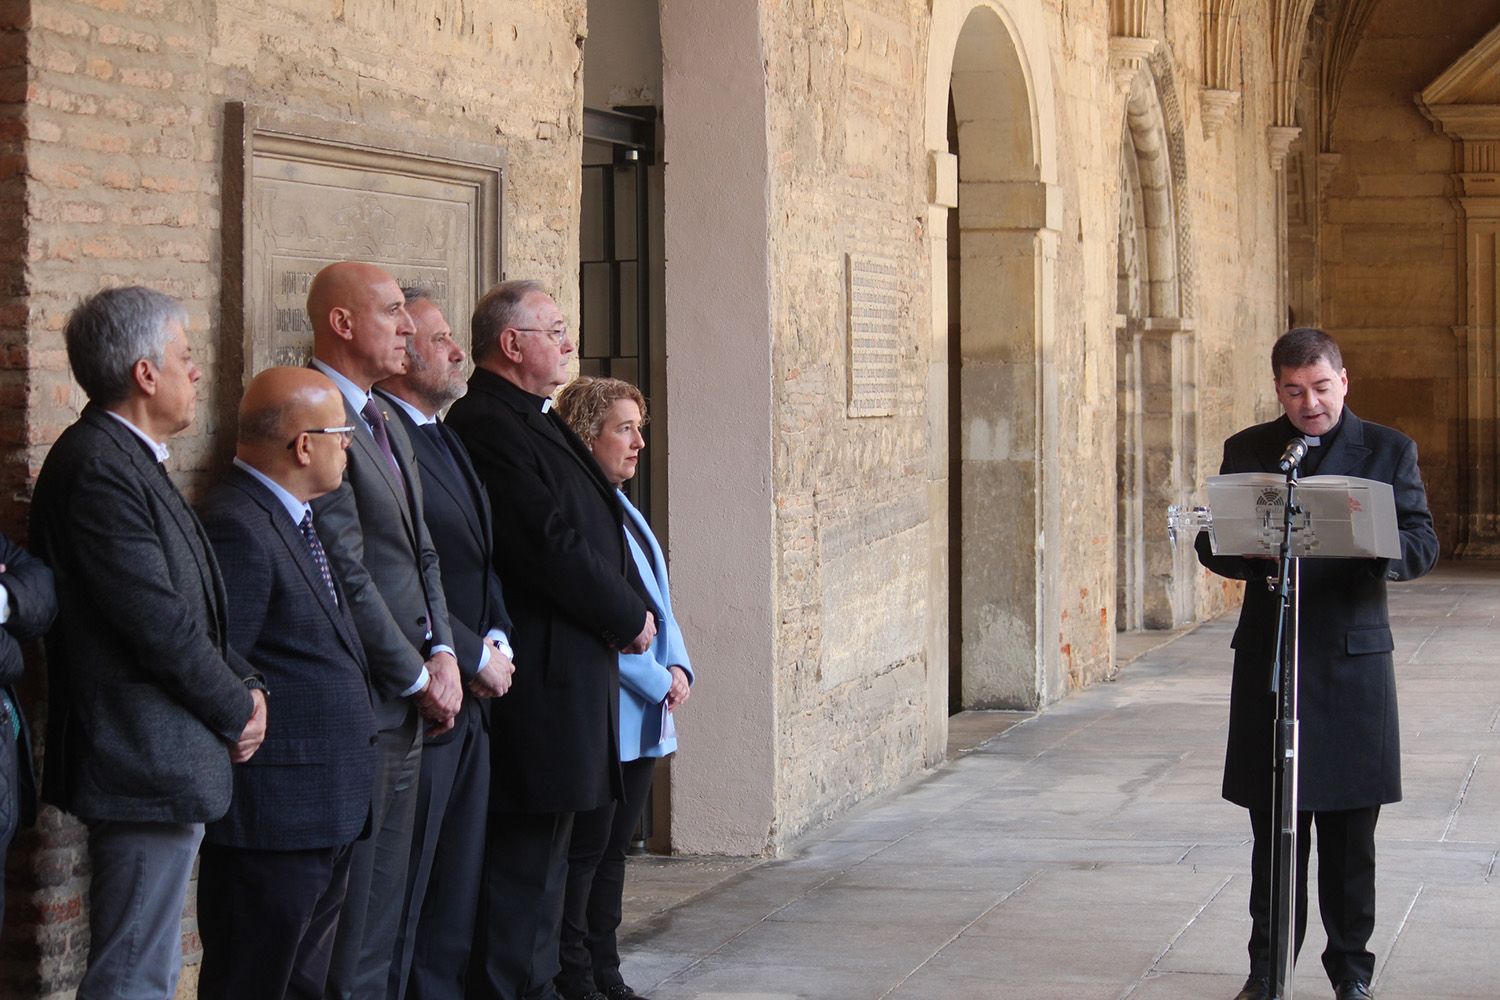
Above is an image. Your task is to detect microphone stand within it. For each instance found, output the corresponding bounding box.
[1267,464,1301,999]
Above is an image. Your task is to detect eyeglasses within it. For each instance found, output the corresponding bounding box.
[512,326,571,346]
[286,425,355,450]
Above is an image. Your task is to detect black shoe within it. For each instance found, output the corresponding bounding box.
[1334,981,1372,1000]
[604,986,650,1000]
[1233,976,1270,1000]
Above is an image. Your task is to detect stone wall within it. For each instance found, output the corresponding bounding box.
[759,0,934,841]
[1320,0,1500,551]
[753,0,1286,844]
[10,1,586,994]
[1188,0,1284,614]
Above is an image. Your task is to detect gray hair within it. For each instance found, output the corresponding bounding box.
[64,286,186,406]
[471,280,544,364]
[401,285,437,307]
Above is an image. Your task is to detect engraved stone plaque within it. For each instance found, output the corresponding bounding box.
[845,253,901,417]
[225,104,503,381]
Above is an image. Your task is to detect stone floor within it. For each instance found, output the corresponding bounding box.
[614,564,1500,999]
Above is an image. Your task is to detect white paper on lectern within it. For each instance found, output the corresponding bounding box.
[1203,473,1400,559]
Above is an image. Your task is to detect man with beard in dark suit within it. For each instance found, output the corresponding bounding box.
[1197,327,1439,1000]
[196,367,378,1000]
[376,289,515,1000]
[445,281,655,1000]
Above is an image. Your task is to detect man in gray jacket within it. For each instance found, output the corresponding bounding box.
[31,286,268,999]
[307,262,461,1000]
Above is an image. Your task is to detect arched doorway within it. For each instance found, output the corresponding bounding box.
[1113,61,1197,632]
[926,0,1060,712]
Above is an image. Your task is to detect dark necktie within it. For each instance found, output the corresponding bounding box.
[421,421,488,525]
[419,421,463,480]
[361,397,406,488]
[299,510,339,606]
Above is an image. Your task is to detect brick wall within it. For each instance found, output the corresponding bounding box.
[0,1,29,540]
[7,1,586,994]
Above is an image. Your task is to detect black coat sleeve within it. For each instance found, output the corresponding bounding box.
[0,534,57,688]
[1384,435,1439,583]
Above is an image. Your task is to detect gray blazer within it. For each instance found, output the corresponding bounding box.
[31,404,258,823]
[312,393,455,731]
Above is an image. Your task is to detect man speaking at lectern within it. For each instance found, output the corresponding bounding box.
[1196,327,1438,1000]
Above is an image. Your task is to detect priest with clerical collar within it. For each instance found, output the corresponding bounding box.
[1195,327,1439,1000]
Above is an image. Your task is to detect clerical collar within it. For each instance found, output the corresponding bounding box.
[1305,411,1346,449]
[541,396,553,414]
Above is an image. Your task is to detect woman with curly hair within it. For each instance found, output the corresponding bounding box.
[552,375,694,1000]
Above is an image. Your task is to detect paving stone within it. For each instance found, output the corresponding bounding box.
[621,568,1500,999]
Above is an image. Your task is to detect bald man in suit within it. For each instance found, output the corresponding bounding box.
[305,262,462,1000]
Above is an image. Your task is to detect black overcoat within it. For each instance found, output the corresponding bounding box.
[445,368,649,814]
[1196,409,1438,811]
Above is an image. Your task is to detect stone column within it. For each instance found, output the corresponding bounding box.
[925,149,957,758]
[660,0,778,853]
[1268,125,1302,335]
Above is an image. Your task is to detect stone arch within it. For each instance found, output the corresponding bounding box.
[1114,54,1198,631]
[924,0,1063,714]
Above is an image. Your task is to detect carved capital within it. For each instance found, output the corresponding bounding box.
[1198,88,1240,139]
[1108,36,1159,97]
[1267,125,1302,170]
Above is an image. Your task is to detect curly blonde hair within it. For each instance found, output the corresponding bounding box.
[554,375,648,445]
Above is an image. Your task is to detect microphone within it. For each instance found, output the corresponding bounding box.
[1277,436,1308,473]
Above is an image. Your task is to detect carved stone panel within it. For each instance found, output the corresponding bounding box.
[224,104,504,381]
[845,252,902,418]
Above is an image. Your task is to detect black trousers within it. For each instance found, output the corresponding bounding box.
[198,841,355,1000]
[1247,805,1380,986]
[394,700,490,1000]
[556,758,657,999]
[466,810,574,1000]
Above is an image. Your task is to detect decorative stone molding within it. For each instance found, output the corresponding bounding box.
[1318,0,1380,152]
[1109,36,1160,97]
[1200,0,1242,86]
[1111,0,1149,39]
[1198,88,1240,139]
[1267,124,1302,170]
[1271,0,1317,128]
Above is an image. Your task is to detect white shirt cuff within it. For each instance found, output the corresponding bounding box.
[401,666,430,698]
